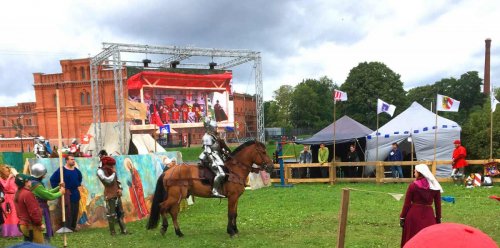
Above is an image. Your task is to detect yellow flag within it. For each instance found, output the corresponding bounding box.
[126,100,147,120]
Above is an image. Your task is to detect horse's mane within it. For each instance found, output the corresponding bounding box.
[230,140,264,156]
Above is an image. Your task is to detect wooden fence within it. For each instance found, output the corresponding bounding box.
[270,159,500,184]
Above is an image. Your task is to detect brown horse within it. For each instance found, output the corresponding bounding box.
[146,140,274,237]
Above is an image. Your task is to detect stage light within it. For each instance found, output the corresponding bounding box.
[209,62,217,69]
[171,61,180,68]
[142,59,151,67]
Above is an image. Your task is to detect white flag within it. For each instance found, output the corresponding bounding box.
[491,93,500,113]
[377,99,396,117]
[333,89,347,101]
[436,94,460,112]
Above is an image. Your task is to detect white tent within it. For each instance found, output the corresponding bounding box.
[365,102,461,177]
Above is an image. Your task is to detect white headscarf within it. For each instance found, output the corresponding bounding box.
[415,164,443,193]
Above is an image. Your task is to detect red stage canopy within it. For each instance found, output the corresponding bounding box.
[127,71,232,92]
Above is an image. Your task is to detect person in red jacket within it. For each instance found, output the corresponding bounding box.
[14,173,44,244]
[451,140,468,177]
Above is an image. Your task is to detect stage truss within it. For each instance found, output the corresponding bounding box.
[90,42,263,154]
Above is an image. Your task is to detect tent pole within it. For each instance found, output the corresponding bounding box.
[375,113,379,163]
[410,135,414,179]
[432,105,438,175]
[56,84,68,247]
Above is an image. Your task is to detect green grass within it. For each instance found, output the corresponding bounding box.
[167,143,302,162]
[2,183,498,248]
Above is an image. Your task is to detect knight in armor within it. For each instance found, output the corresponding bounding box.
[199,118,231,198]
[96,150,130,235]
[30,163,65,242]
[33,137,48,158]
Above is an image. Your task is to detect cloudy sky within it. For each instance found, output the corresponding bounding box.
[1,0,499,106]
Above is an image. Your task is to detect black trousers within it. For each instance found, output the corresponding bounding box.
[66,201,80,230]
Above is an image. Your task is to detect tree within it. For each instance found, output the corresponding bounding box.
[271,85,294,128]
[408,71,485,125]
[264,100,279,127]
[339,62,407,129]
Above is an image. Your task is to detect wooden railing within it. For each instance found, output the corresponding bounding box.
[270,159,500,184]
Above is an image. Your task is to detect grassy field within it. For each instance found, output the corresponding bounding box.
[167,142,302,162]
[2,183,498,248]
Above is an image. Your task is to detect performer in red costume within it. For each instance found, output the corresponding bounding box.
[451,140,468,177]
[180,99,189,123]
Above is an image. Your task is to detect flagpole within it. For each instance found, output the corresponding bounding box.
[490,88,494,160]
[333,100,337,166]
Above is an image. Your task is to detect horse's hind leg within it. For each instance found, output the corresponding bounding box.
[160,211,169,236]
[170,203,184,237]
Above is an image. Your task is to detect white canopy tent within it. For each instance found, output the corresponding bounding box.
[365,102,461,177]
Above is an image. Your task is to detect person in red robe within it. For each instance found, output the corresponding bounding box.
[192,99,202,122]
[400,164,442,247]
[171,104,180,123]
[451,139,468,177]
[124,158,149,219]
[180,99,189,123]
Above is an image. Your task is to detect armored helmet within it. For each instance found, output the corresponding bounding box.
[30,163,47,178]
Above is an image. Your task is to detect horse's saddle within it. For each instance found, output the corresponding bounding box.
[198,165,229,186]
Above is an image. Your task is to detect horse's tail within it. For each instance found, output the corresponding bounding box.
[146,172,167,230]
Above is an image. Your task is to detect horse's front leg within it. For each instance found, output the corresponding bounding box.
[227,194,239,237]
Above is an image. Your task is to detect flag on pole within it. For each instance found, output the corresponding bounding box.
[377,99,396,117]
[491,93,500,113]
[333,89,348,101]
[436,94,460,112]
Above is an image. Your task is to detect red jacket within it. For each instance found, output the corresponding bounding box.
[452,145,468,169]
[15,188,42,226]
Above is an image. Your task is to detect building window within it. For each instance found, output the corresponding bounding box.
[87,92,91,105]
[81,92,85,105]
[81,67,86,79]
[2,120,5,127]
[54,94,57,107]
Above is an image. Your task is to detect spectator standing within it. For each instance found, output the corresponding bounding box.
[345,144,360,177]
[318,143,329,178]
[387,143,404,178]
[451,140,468,177]
[0,165,22,237]
[298,145,312,178]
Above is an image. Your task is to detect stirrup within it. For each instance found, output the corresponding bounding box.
[212,189,226,198]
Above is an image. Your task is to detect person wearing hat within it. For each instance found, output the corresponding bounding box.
[451,140,468,177]
[14,173,44,244]
[400,164,443,247]
[96,150,130,235]
[30,163,65,241]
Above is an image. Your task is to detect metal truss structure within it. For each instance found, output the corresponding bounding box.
[90,42,263,154]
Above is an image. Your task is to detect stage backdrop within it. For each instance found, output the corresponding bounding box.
[26,152,182,229]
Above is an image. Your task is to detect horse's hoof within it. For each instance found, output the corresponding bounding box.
[175,229,184,238]
[160,228,167,236]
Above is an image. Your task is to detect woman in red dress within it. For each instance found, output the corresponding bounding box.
[400,164,442,247]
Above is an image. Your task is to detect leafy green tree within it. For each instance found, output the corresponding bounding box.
[461,100,500,159]
[271,85,294,128]
[264,100,280,127]
[289,76,337,129]
[339,62,407,129]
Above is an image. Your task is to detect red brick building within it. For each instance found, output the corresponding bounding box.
[0,58,257,151]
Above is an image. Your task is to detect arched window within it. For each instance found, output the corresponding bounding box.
[2,120,5,126]
[81,92,85,105]
[87,92,91,105]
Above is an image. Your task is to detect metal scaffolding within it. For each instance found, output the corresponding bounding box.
[90,42,264,154]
